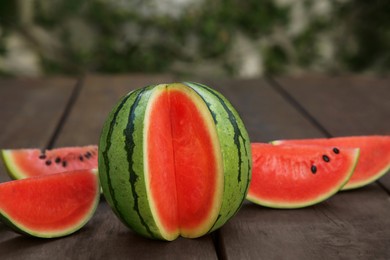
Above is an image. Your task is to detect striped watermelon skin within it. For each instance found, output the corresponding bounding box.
[99,85,162,239]
[184,82,252,232]
[99,83,251,240]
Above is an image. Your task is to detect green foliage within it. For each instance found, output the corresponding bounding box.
[336,0,390,72]
[264,45,288,74]
[31,0,291,75]
[0,0,389,76]
[293,20,329,67]
[0,1,17,27]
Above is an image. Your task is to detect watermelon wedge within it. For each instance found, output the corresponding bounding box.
[0,169,100,238]
[273,136,390,190]
[1,146,98,180]
[247,143,359,208]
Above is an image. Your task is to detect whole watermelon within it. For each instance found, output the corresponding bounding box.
[99,82,252,240]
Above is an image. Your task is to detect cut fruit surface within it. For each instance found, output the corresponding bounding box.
[247,143,359,208]
[0,169,100,238]
[145,85,223,239]
[273,136,390,190]
[1,146,98,180]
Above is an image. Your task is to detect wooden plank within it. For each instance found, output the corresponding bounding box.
[221,186,390,259]
[273,75,390,190]
[200,78,324,142]
[47,74,217,259]
[199,77,390,259]
[0,77,76,183]
[274,75,390,135]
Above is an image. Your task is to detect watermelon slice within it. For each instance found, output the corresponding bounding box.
[0,169,100,238]
[1,146,98,180]
[273,136,390,190]
[247,143,359,208]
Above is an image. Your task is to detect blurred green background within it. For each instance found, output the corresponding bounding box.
[0,0,389,77]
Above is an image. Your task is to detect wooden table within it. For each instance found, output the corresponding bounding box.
[0,74,389,259]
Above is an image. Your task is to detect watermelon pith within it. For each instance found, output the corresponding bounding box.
[273,136,390,190]
[1,146,98,180]
[247,143,359,208]
[0,169,99,238]
[99,82,251,240]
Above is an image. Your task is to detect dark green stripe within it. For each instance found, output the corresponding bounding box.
[102,92,135,224]
[187,82,252,222]
[124,87,156,238]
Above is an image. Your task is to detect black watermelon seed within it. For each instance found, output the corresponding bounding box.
[55,157,61,164]
[311,165,317,174]
[333,148,340,154]
[79,155,84,161]
[322,155,330,162]
[39,154,46,159]
[62,161,67,167]
[45,160,52,166]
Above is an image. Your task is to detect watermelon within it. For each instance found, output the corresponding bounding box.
[0,169,100,238]
[1,146,98,180]
[273,136,390,190]
[247,143,359,208]
[99,82,252,241]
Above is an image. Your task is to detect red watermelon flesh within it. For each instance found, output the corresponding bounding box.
[273,136,390,190]
[0,169,99,238]
[1,146,97,180]
[145,87,223,238]
[247,143,359,208]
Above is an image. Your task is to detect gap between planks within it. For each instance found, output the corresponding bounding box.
[45,76,85,149]
[265,75,332,138]
[212,229,227,260]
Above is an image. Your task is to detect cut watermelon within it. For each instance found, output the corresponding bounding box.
[247,143,359,208]
[273,136,390,190]
[0,169,99,238]
[99,82,251,240]
[1,146,98,180]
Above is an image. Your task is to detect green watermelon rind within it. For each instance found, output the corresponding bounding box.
[341,162,390,190]
[99,86,165,240]
[1,150,27,180]
[184,82,252,231]
[0,169,100,238]
[246,145,360,209]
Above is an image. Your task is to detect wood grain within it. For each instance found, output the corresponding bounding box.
[220,186,390,259]
[274,75,390,135]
